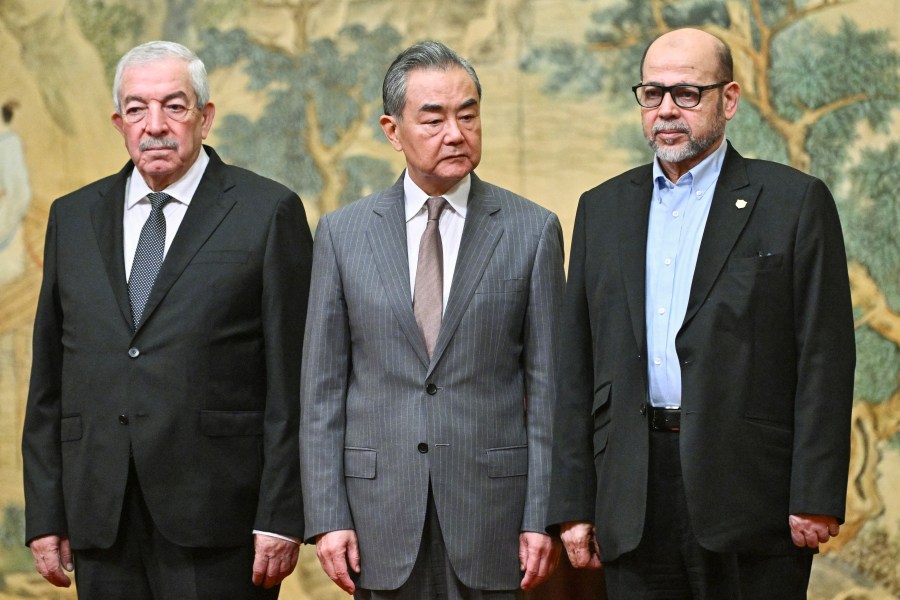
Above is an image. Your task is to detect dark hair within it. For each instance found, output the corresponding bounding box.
[382,41,481,118]
[2,101,17,124]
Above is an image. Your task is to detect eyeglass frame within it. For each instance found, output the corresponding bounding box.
[631,81,730,109]
[119,98,201,124]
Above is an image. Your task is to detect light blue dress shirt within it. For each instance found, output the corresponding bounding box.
[645,140,728,408]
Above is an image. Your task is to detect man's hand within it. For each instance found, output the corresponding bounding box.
[559,521,602,569]
[251,534,299,588]
[315,529,360,594]
[29,534,73,587]
[518,531,561,591]
[789,514,840,549]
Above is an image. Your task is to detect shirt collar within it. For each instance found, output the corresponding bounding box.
[404,171,470,222]
[125,146,210,209]
[652,137,728,193]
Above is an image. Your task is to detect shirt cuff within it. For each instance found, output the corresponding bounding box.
[253,530,300,544]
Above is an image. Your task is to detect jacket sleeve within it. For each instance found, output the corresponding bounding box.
[22,202,68,544]
[788,177,855,520]
[519,212,566,533]
[299,215,356,541]
[254,192,313,537]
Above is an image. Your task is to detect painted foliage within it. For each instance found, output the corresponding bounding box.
[0,1,896,598]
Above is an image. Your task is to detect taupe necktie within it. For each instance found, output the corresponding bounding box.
[129,192,173,328]
[414,197,448,359]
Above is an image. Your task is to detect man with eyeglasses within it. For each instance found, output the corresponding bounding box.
[22,41,313,598]
[548,28,854,598]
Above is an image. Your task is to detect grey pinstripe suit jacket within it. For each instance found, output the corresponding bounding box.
[300,172,564,590]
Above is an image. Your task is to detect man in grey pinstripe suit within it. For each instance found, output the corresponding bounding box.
[300,41,564,598]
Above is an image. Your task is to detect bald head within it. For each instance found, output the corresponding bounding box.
[639,28,733,84]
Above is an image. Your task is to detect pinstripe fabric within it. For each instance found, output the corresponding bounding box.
[300,173,565,591]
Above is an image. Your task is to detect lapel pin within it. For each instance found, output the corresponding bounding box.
[735,199,748,209]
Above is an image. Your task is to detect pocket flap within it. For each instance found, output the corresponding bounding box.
[200,410,264,436]
[592,384,611,416]
[486,445,528,478]
[60,415,82,442]
[344,447,376,479]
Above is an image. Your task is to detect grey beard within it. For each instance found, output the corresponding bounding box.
[648,119,724,163]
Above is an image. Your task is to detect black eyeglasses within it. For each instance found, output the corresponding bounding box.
[632,81,730,108]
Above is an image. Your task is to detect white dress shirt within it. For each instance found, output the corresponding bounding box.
[404,171,470,312]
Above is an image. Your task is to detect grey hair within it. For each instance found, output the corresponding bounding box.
[382,41,482,118]
[112,41,210,113]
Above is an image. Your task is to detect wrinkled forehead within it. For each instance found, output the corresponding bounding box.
[119,59,194,101]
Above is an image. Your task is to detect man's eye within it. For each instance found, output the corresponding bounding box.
[165,104,187,114]
[643,88,662,100]
[675,89,699,103]
[125,106,146,115]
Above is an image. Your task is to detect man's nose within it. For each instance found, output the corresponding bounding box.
[656,91,680,117]
[144,104,169,133]
[443,119,464,144]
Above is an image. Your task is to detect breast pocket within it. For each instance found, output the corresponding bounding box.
[725,253,783,273]
[191,250,250,264]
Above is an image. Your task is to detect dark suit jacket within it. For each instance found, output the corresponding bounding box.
[300,173,565,590]
[548,143,855,560]
[23,146,312,550]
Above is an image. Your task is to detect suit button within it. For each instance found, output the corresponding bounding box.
[639,403,647,416]
[128,347,140,358]
[417,442,429,453]
[425,383,438,395]
[118,414,129,425]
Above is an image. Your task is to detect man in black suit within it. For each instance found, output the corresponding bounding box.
[22,41,312,599]
[548,28,855,598]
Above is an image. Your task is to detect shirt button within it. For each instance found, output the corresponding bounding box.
[657,307,666,315]
[128,347,140,358]
[672,210,679,217]
[654,358,662,365]
[417,443,429,453]
[664,258,672,266]
[118,414,129,425]
[425,383,438,395]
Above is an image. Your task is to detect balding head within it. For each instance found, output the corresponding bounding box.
[640,28,733,84]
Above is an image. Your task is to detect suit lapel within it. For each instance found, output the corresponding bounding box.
[682,144,760,329]
[91,163,133,328]
[429,174,502,373]
[367,177,431,367]
[135,148,237,334]
[620,167,654,356]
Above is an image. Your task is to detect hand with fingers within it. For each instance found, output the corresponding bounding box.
[559,521,602,570]
[29,534,74,587]
[316,529,360,594]
[518,531,562,591]
[789,514,840,549]
[252,534,300,589]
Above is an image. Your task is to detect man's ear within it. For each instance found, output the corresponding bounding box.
[111,112,126,136]
[379,115,403,151]
[723,81,741,121]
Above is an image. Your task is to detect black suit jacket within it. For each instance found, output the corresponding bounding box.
[548,143,855,560]
[23,146,312,549]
